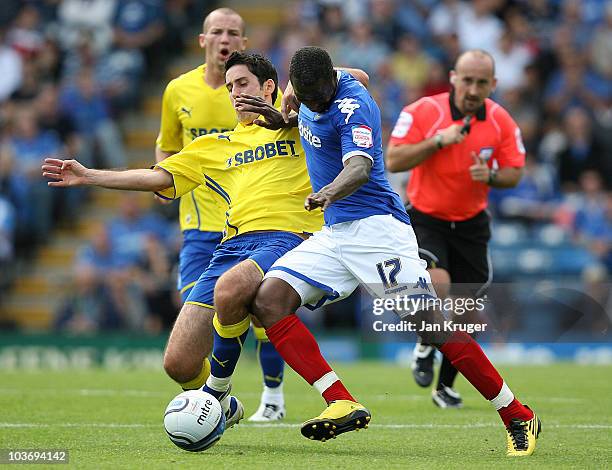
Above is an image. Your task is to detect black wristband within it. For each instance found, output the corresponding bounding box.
[487,168,498,185]
[434,134,443,149]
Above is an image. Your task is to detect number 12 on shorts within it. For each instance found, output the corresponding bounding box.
[376,258,402,289]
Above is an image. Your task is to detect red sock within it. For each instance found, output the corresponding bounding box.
[497,399,534,426]
[266,314,354,403]
[439,332,533,426]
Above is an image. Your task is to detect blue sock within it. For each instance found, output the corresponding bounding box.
[253,326,284,388]
[203,314,250,400]
[258,340,285,388]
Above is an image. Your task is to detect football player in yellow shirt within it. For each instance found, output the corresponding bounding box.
[42,51,368,433]
[156,7,286,421]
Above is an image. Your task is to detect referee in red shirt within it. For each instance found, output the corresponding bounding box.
[386,50,525,408]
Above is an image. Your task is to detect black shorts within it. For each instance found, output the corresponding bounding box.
[408,206,491,295]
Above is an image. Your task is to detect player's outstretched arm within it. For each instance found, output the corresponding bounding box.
[305,155,372,211]
[42,158,173,192]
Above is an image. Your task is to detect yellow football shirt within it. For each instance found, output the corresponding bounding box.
[156,64,236,233]
[155,123,323,241]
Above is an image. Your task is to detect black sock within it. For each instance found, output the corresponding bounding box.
[437,355,459,390]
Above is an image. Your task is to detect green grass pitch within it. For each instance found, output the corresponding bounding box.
[1,361,611,469]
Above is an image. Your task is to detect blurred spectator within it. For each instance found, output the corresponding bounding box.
[131,233,175,332]
[7,5,45,59]
[36,37,63,82]
[420,59,450,97]
[63,31,144,114]
[0,28,23,102]
[573,171,611,263]
[76,223,127,274]
[59,67,127,168]
[498,88,539,152]
[10,59,42,102]
[35,82,83,221]
[112,0,166,75]
[36,83,80,157]
[72,223,150,332]
[390,34,430,92]
[369,0,405,48]
[492,29,533,93]
[555,107,610,191]
[57,0,117,54]
[8,107,61,244]
[319,3,347,38]
[456,0,504,51]
[490,154,559,223]
[521,0,558,47]
[590,2,612,80]
[107,195,171,265]
[544,52,610,117]
[334,21,388,76]
[0,194,15,269]
[54,264,124,333]
[428,0,470,39]
[396,1,432,42]
[370,60,403,132]
[555,0,593,50]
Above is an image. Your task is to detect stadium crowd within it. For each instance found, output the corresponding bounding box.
[0,0,610,333]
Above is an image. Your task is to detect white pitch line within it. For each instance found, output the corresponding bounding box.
[1,423,610,430]
[0,389,586,403]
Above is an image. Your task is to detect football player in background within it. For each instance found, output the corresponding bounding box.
[155,7,286,421]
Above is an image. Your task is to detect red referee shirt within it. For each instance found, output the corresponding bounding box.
[389,92,525,221]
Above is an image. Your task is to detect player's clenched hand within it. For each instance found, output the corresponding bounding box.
[281,81,300,123]
[305,192,331,211]
[469,151,490,183]
[437,124,466,147]
[42,158,90,187]
[234,94,288,130]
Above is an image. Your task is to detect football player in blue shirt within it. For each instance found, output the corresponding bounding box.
[239,46,540,456]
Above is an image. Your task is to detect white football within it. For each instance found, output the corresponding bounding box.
[163,390,226,452]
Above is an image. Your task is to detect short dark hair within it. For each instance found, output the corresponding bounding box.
[289,46,335,93]
[225,51,278,103]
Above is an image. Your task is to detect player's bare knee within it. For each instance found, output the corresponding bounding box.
[253,280,290,328]
[214,262,262,324]
[213,282,243,319]
[163,350,199,383]
[428,268,451,298]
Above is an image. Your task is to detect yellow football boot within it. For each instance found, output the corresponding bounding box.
[506,407,541,456]
[301,400,371,442]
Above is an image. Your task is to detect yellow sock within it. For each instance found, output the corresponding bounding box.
[179,358,211,390]
[253,325,269,342]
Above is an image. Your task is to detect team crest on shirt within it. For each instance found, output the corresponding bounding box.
[478,147,494,161]
[335,98,360,124]
[352,125,373,148]
[391,111,413,138]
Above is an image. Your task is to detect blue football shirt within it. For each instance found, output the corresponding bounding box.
[297,71,410,226]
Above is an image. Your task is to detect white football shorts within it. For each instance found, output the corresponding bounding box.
[265,214,436,318]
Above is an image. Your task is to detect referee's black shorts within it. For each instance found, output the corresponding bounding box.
[407,206,491,297]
